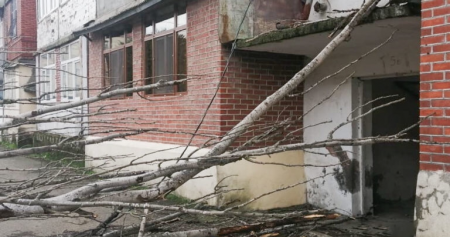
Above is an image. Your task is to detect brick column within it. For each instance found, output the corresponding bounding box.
[420,0,450,170]
[416,0,450,235]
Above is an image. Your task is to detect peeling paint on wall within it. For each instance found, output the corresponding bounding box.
[37,0,96,49]
[415,171,450,236]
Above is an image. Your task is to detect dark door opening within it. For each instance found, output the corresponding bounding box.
[370,76,419,236]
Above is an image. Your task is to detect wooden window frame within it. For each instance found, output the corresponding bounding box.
[102,27,133,99]
[143,3,187,96]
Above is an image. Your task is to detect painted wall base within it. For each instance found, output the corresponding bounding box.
[85,137,307,209]
[415,170,450,236]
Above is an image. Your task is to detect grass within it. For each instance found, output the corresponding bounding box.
[166,193,192,205]
[34,151,85,168]
[0,140,18,150]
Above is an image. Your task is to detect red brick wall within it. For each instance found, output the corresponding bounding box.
[88,0,304,149]
[420,0,450,171]
[4,0,37,62]
[220,50,304,148]
[88,0,224,146]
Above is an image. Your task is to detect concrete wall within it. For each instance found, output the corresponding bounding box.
[96,0,144,19]
[217,150,306,210]
[37,0,95,49]
[218,0,390,43]
[415,171,450,236]
[303,18,420,215]
[85,138,218,204]
[86,138,307,208]
[2,65,36,143]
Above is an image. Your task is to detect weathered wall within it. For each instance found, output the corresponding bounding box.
[96,0,144,19]
[2,65,36,144]
[37,0,95,49]
[415,171,450,236]
[86,139,307,208]
[16,66,36,115]
[85,138,218,204]
[303,18,420,216]
[217,150,306,210]
[218,0,302,43]
[218,0,391,43]
[36,0,91,136]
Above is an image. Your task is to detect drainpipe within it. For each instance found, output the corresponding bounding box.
[301,0,313,20]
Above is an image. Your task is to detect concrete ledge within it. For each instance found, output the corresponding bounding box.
[236,5,417,50]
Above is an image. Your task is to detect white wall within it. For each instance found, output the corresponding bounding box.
[1,65,36,142]
[303,20,420,215]
[86,139,308,208]
[36,37,89,137]
[37,0,91,136]
[415,171,450,236]
[308,0,390,22]
[37,0,96,49]
[85,138,219,205]
[217,150,307,210]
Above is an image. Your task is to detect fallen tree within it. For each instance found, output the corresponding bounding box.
[0,0,422,236]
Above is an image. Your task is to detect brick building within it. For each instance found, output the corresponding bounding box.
[46,0,450,234]
[76,0,306,210]
[415,0,450,235]
[0,0,37,144]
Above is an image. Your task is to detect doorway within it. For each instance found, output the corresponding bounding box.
[359,76,419,236]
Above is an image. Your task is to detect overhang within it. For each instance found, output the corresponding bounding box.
[73,0,164,36]
[236,5,420,58]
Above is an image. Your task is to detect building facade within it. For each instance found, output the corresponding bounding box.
[0,0,37,145]
[78,0,306,209]
[33,0,450,235]
[35,0,95,138]
[415,0,450,235]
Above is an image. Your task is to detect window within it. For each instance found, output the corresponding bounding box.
[144,2,187,95]
[3,72,16,102]
[39,51,56,101]
[9,0,17,37]
[103,26,133,98]
[38,0,59,20]
[61,41,82,101]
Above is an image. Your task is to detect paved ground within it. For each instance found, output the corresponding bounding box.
[0,155,141,237]
[0,155,415,237]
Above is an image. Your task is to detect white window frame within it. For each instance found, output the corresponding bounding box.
[38,0,59,20]
[9,0,17,37]
[60,41,82,102]
[3,71,17,104]
[39,51,56,102]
